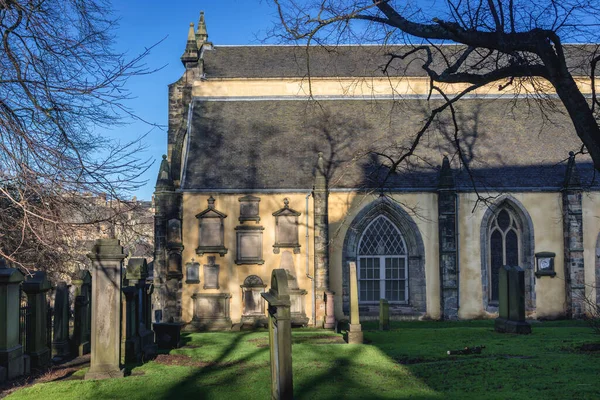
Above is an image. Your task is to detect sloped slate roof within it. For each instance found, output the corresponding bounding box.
[181,97,599,191]
[202,45,597,79]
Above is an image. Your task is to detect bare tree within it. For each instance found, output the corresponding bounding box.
[0,0,156,272]
[271,0,600,174]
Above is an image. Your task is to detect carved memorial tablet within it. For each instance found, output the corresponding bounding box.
[236,226,264,264]
[195,196,228,256]
[239,195,261,223]
[272,198,301,254]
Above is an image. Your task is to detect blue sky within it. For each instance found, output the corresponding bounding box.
[107,1,278,200]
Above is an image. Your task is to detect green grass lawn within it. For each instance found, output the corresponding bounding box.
[5,320,600,399]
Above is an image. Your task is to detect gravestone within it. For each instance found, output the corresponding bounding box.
[261,269,293,400]
[347,262,363,344]
[121,283,140,363]
[241,275,267,327]
[125,258,156,361]
[22,271,52,368]
[279,251,308,326]
[0,263,25,379]
[72,270,92,356]
[379,299,390,331]
[85,239,126,380]
[52,281,70,360]
[324,291,335,329]
[494,266,531,334]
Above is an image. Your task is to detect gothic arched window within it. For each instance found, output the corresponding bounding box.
[357,216,408,303]
[488,208,522,302]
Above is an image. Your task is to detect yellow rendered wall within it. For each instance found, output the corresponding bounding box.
[192,76,597,98]
[181,193,314,324]
[583,192,600,311]
[326,192,441,320]
[458,192,566,319]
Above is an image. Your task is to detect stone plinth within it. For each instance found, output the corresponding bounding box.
[190,293,232,330]
[0,266,25,379]
[324,291,335,329]
[85,239,126,380]
[22,271,52,369]
[347,262,363,344]
[52,281,70,360]
[262,269,293,400]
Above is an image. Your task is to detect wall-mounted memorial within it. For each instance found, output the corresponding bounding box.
[195,196,228,256]
[190,293,232,330]
[272,198,301,254]
[203,257,220,290]
[235,226,265,265]
[239,195,261,223]
[241,275,267,326]
[185,260,200,284]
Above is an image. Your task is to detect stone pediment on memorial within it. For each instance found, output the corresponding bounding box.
[272,198,301,254]
[195,196,228,256]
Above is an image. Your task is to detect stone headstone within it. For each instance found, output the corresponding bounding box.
[85,239,126,380]
[379,299,390,331]
[71,270,92,357]
[347,262,363,344]
[261,269,293,400]
[22,271,52,368]
[52,281,70,360]
[0,266,25,379]
[324,291,335,329]
[494,266,531,334]
[279,252,308,326]
[241,275,267,327]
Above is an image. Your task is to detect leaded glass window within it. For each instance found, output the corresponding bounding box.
[358,216,408,303]
[488,208,521,302]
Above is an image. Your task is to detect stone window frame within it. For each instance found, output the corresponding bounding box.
[357,215,409,304]
[480,195,535,313]
[341,197,426,315]
[235,225,265,265]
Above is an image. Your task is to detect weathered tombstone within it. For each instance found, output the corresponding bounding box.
[22,271,52,368]
[379,299,390,331]
[495,266,531,334]
[125,258,156,361]
[261,269,293,400]
[0,262,25,379]
[85,239,126,380]
[240,275,268,327]
[72,270,92,356]
[347,262,363,344]
[324,291,335,329]
[280,251,308,326]
[52,281,70,360]
[121,282,140,363]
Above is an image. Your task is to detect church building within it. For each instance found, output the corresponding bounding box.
[152,12,600,330]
